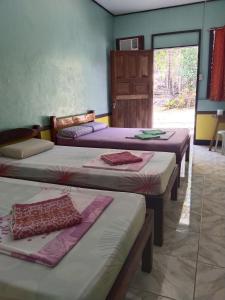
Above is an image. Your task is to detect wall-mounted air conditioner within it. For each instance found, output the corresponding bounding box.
[119,38,139,51]
[116,35,144,51]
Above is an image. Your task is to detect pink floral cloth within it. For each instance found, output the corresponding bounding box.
[83,152,154,172]
[101,151,143,165]
[0,193,113,267]
[11,195,82,240]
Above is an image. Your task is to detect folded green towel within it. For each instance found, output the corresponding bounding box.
[141,129,166,135]
[135,133,161,140]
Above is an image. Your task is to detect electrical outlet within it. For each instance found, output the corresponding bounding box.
[199,74,204,81]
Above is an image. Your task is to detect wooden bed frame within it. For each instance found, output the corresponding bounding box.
[107,209,153,300]
[0,126,41,146]
[50,111,95,143]
[148,164,178,246]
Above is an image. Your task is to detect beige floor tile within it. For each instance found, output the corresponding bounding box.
[155,227,199,260]
[202,199,225,217]
[130,254,196,300]
[203,192,225,204]
[204,176,225,189]
[129,144,225,300]
[126,288,173,300]
[203,185,225,199]
[195,262,225,300]
[198,233,225,268]
[164,204,201,233]
[201,214,225,237]
[169,187,202,215]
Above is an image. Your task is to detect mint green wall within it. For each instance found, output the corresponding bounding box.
[114,0,225,111]
[1,0,225,131]
[153,32,199,49]
[0,0,113,130]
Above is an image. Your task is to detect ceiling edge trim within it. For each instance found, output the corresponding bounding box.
[92,0,115,16]
[93,0,219,17]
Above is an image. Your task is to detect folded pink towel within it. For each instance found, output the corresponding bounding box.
[11,195,82,240]
[101,151,143,166]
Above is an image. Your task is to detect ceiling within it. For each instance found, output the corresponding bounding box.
[94,0,208,15]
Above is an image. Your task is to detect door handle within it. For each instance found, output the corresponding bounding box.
[112,102,116,109]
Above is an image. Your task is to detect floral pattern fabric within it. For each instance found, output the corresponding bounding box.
[0,182,113,267]
[0,146,176,195]
[11,195,82,240]
[0,177,145,300]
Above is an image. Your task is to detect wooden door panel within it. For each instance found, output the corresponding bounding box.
[135,100,143,128]
[112,98,152,128]
[133,82,149,94]
[127,55,138,78]
[115,55,126,79]
[114,99,152,128]
[116,82,130,94]
[111,50,153,128]
[112,100,127,128]
[139,55,150,77]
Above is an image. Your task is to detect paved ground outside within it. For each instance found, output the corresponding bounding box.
[153,107,195,132]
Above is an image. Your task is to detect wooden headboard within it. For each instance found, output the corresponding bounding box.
[50,111,95,142]
[0,125,41,146]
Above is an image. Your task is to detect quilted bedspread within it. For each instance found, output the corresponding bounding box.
[0,146,176,195]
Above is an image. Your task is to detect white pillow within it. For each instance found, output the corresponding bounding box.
[0,138,54,159]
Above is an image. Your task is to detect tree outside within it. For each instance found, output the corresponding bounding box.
[153,46,198,129]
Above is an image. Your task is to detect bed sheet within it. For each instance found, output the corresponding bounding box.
[56,127,190,160]
[0,146,176,195]
[0,177,145,300]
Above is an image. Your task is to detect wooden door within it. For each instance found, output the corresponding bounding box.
[111,50,153,128]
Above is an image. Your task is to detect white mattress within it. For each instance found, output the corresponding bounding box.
[0,145,176,195]
[0,177,146,300]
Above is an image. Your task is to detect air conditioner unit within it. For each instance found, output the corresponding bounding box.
[119,38,139,51]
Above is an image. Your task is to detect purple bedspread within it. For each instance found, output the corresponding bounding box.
[57,127,190,163]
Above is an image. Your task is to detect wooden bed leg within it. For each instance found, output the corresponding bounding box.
[178,164,181,187]
[186,143,190,162]
[171,174,178,201]
[141,230,153,273]
[153,200,163,247]
[146,196,163,247]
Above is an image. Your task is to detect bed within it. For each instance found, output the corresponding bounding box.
[0,176,153,300]
[0,127,178,246]
[50,112,190,183]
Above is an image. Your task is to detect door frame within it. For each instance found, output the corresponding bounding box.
[151,29,202,144]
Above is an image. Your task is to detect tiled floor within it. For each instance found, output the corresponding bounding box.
[126,145,225,300]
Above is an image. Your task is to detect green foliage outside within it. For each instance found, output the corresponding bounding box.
[180,47,198,89]
[154,47,198,110]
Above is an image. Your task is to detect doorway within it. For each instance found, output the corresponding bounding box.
[153,46,199,132]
